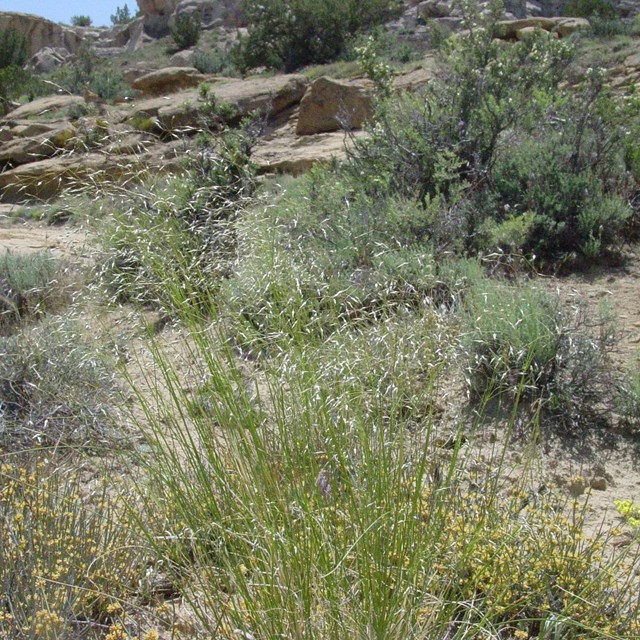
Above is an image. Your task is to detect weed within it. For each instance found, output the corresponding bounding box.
[0,459,144,638]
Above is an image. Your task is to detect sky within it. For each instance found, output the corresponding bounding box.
[0,1,135,27]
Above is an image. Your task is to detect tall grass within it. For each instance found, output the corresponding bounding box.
[125,265,640,639]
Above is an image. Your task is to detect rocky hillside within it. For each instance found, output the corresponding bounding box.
[0,0,637,205]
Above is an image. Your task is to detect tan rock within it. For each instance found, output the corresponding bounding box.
[131,67,207,96]
[124,74,307,135]
[552,17,590,37]
[171,0,245,29]
[296,77,373,136]
[497,17,558,38]
[392,65,435,91]
[0,144,184,203]
[10,122,59,137]
[0,11,82,56]
[4,95,86,121]
[136,0,177,16]
[211,74,308,120]
[417,0,454,19]
[625,52,640,68]
[0,124,76,167]
[254,130,362,175]
[516,25,558,40]
[590,476,608,491]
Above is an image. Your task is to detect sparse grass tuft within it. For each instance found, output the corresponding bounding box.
[0,318,123,451]
[0,252,71,335]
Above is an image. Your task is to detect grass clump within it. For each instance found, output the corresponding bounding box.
[0,252,71,336]
[99,120,257,310]
[0,318,122,451]
[462,276,622,432]
[130,310,640,640]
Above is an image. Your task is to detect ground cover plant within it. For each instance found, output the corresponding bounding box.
[2,1,640,638]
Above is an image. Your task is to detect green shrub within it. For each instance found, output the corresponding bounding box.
[237,0,404,72]
[341,2,638,266]
[0,29,32,110]
[192,47,237,76]
[565,0,617,19]
[70,15,92,27]
[463,276,620,430]
[171,13,201,51]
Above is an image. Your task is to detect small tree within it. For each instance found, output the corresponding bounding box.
[171,13,201,51]
[0,29,31,113]
[111,4,132,25]
[0,28,28,69]
[71,15,92,27]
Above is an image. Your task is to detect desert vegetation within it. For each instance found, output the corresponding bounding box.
[2,1,640,638]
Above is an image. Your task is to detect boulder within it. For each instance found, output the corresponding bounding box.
[0,144,185,203]
[170,0,245,29]
[124,74,308,134]
[296,77,373,136]
[0,125,75,167]
[137,0,177,16]
[392,64,435,91]
[552,17,590,37]
[497,17,559,38]
[9,121,59,138]
[516,25,558,39]
[169,48,196,67]
[254,130,362,176]
[0,12,82,56]
[30,47,72,73]
[210,74,308,119]
[4,95,86,121]
[131,67,207,95]
[625,52,640,68]
[417,1,455,19]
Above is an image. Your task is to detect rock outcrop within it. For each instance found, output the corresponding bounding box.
[137,0,177,36]
[170,0,245,29]
[296,78,373,136]
[0,12,82,56]
[132,67,207,96]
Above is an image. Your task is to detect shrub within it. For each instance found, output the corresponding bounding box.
[0,252,70,335]
[70,15,92,27]
[565,0,617,19]
[463,276,620,431]
[342,1,639,266]
[0,318,122,450]
[237,0,404,72]
[0,28,32,110]
[171,13,201,51]
[0,460,143,638]
[192,47,237,76]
